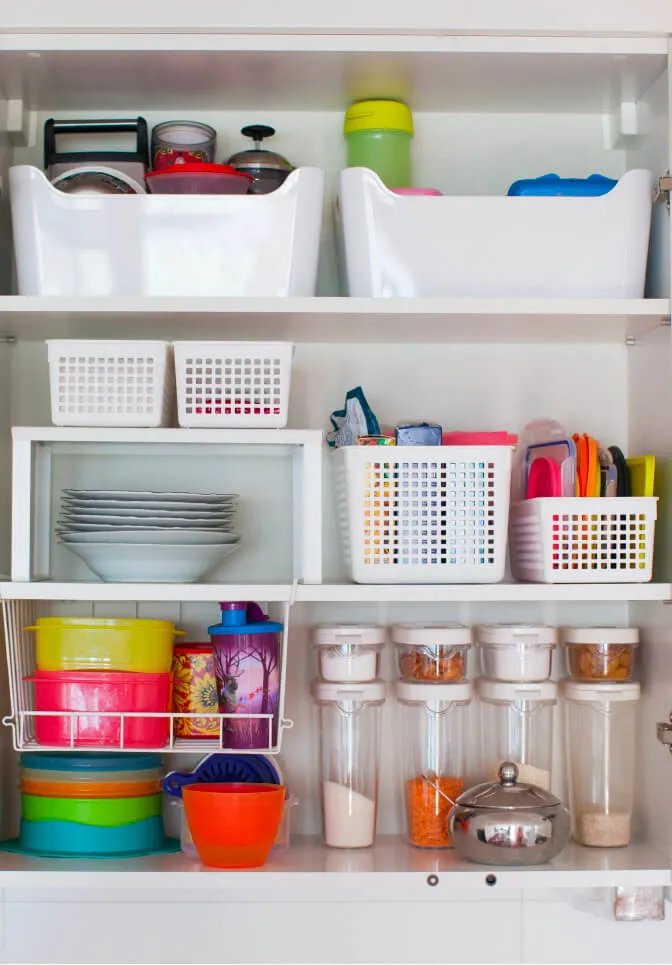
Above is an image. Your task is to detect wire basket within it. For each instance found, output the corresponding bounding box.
[174,341,294,428]
[509,497,657,583]
[47,340,173,427]
[336,446,512,584]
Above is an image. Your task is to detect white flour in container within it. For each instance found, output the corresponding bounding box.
[323,780,376,847]
[576,808,631,847]
[319,648,378,682]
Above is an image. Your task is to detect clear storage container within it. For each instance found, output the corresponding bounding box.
[563,627,639,682]
[477,679,557,791]
[396,681,471,848]
[563,680,640,847]
[313,625,385,682]
[312,681,385,849]
[393,624,472,682]
[476,625,557,682]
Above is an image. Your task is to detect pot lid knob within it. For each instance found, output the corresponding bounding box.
[499,762,519,786]
[241,124,276,146]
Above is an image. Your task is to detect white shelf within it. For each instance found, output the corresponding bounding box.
[0,297,668,344]
[12,426,322,446]
[0,838,667,893]
[1,581,670,603]
[0,35,664,112]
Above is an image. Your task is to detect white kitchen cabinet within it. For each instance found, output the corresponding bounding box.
[0,22,671,965]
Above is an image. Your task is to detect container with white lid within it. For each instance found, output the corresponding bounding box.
[313,625,385,683]
[477,679,557,791]
[563,627,639,682]
[392,624,472,683]
[562,680,640,847]
[476,625,556,682]
[312,680,386,849]
[396,681,472,849]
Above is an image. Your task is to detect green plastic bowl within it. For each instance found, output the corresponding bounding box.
[21,793,162,827]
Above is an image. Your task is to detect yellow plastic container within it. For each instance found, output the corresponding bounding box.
[26,617,182,673]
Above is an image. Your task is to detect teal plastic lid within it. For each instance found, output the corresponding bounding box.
[20,752,162,772]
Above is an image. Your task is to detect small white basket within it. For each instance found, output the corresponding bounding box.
[509,497,658,583]
[47,340,173,428]
[336,446,512,584]
[174,341,294,428]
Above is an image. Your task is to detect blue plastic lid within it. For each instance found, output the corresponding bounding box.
[162,753,281,798]
[20,752,162,772]
[208,601,282,636]
[507,173,617,197]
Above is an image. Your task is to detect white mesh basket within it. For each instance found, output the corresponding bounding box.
[174,341,294,428]
[509,497,657,583]
[47,340,173,428]
[336,446,512,584]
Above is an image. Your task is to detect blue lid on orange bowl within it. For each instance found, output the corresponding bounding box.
[20,752,162,772]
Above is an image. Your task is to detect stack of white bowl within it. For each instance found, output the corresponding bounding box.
[57,489,240,582]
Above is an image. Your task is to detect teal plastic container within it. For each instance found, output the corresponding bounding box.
[19,816,165,856]
[344,100,413,189]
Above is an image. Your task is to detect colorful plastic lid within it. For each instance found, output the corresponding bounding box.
[391,188,442,196]
[173,643,212,654]
[344,100,413,136]
[20,752,162,772]
[507,173,617,197]
[146,163,252,181]
[162,753,282,798]
[209,601,282,636]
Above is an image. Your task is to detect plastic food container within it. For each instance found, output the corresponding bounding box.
[145,163,252,195]
[313,680,385,849]
[563,680,640,847]
[20,751,163,797]
[564,627,639,681]
[397,681,471,848]
[313,625,385,682]
[27,617,180,673]
[151,120,216,170]
[28,670,172,748]
[172,644,219,738]
[476,625,557,682]
[183,783,285,868]
[22,792,162,826]
[393,625,471,682]
[344,100,413,188]
[209,603,283,750]
[477,679,557,791]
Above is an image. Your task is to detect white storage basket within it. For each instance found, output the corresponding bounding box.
[47,340,173,428]
[174,341,294,428]
[10,165,324,297]
[336,446,512,584]
[509,498,657,583]
[338,167,653,298]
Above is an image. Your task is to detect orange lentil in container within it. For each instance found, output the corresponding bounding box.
[406,775,464,848]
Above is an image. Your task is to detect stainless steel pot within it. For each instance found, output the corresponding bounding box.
[226,125,294,194]
[448,762,570,866]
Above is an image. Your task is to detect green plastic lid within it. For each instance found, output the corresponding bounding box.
[344,100,414,136]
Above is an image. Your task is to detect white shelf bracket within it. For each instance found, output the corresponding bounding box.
[0,99,37,148]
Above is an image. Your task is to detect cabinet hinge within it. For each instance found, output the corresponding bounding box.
[656,716,672,749]
[654,174,672,207]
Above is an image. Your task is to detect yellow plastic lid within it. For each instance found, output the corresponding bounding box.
[344,100,414,136]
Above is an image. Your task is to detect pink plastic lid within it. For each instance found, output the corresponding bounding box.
[442,431,519,446]
[146,163,252,182]
[392,187,442,196]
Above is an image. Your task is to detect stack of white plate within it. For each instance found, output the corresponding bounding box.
[57,490,241,583]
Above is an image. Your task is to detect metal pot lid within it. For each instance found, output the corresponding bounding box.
[226,125,294,173]
[455,762,561,810]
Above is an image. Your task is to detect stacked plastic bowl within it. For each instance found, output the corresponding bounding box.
[18,752,167,855]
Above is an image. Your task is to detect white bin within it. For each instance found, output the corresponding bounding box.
[174,341,293,428]
[336,445,512,584]
[509,497,657,584]
[10,165,325,297]
[47,339,173,427]
[337,167,653,298]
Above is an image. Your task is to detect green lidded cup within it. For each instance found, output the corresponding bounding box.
[344,100,413,188]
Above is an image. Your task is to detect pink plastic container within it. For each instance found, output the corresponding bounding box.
[28,670,172,748]
[391,187,442,196]
[441,431,519,446]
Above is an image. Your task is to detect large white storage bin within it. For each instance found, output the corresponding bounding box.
[174,341,294,427]
[10,165,325,297]
[509,497,657,583]
[337,167,653,298]
[336,446,512,584]
[47,339,173,427]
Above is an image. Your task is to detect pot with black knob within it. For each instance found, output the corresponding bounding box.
[226,125,294,194]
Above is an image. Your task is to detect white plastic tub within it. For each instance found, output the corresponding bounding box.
[313,625,386,683]
[337,167,653,298]
[476,625,557,682]
[10,165,325,297]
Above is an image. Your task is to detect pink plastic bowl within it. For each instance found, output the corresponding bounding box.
[28,670,172,748]
[391,187,442,196]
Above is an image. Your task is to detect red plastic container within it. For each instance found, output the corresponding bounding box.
[183,782,285,868]
[28,670,172,748]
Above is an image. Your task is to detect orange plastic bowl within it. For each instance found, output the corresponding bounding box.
[182,783,285,868]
